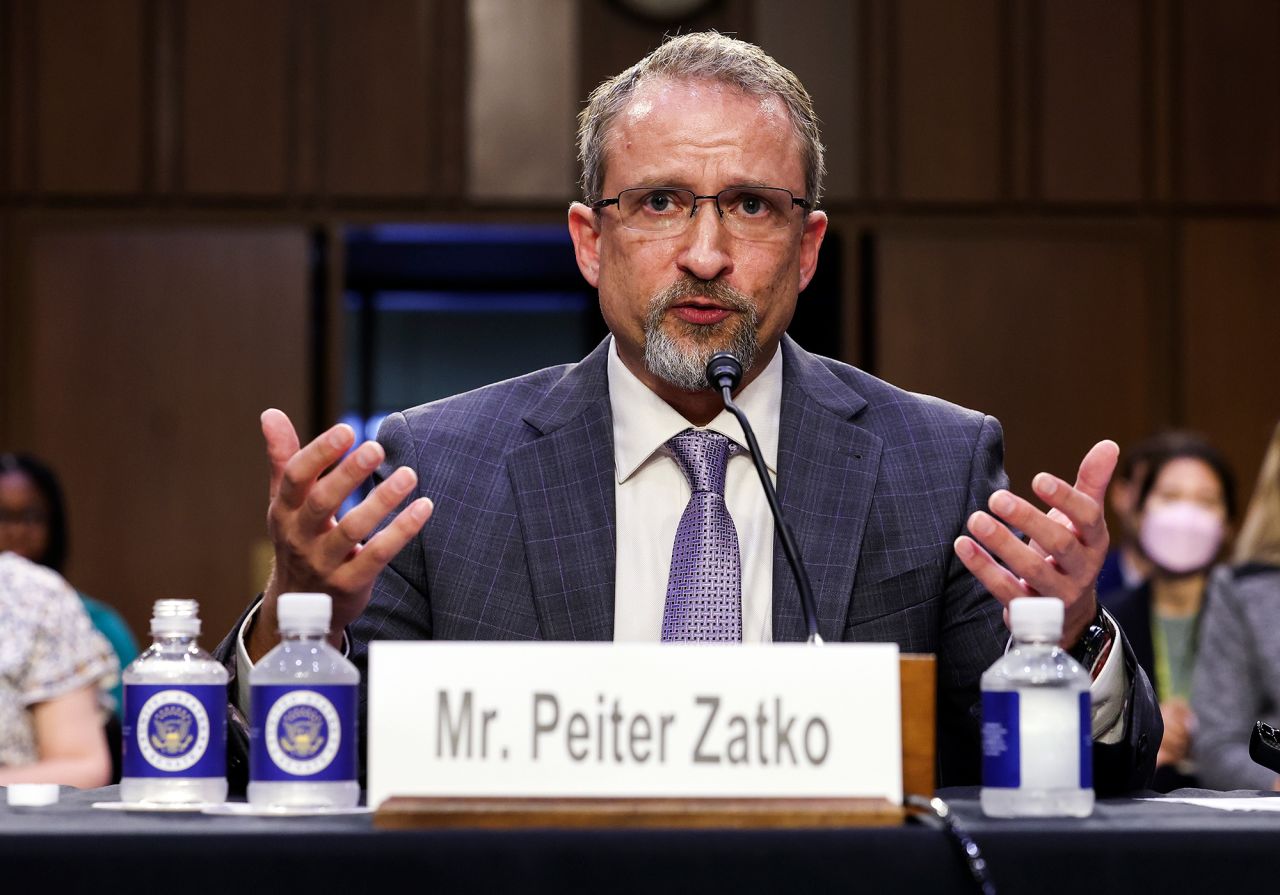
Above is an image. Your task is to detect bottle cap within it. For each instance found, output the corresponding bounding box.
[7,784,60,807]
[1009,597,1064,641]
[150,598,201,636]
[277,592,332,633]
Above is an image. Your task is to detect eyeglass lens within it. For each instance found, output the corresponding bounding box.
[615,187,799,234]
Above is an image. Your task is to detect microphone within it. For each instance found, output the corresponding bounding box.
[705,352,823,645]
[706,353,742,391]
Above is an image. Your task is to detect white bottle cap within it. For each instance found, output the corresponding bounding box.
[277,592,333,633]
[1009,597,1064,641]
[7,784,60,807]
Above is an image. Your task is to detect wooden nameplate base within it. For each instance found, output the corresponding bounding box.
[374,795,902,830]
[373,654,934,831]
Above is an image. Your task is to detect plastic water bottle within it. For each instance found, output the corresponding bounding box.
[980,597,1093,817]
[248,592,360,809]
[120,599,228,805]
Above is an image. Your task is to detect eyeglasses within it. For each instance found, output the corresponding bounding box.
[591,186,811,238]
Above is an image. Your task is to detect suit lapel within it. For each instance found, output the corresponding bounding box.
[505,336,883,644]
[772,337,883,642]
[507,340,617,641]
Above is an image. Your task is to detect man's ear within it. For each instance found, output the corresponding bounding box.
[797,210,828,293]
[568,202,602,288]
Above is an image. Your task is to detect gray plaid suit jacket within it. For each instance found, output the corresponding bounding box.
[217,335,1159,792]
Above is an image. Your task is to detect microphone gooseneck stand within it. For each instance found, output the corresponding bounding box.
[705,352,823,645]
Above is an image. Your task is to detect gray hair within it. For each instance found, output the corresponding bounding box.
[577,32,826,206]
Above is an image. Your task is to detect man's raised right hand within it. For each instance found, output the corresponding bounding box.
[247,408,433,662]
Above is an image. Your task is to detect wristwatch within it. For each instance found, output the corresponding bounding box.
[1068,604,1115,680]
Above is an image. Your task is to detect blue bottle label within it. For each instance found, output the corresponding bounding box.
[250,684,357,782]
[982,691,1020,788]
[1079,691,1093,789]
[122,683,226,778]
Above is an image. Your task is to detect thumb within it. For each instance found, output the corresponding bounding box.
[260,408,300,500]
[1074,439,1120,504]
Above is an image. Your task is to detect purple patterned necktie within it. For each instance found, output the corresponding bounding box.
[662,429,743,642]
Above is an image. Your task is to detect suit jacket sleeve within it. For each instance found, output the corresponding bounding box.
[933,413,1013,786]
[210,599,257,794]
[1093,624,1161,794]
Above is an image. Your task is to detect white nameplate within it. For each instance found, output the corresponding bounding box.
[367,642,901,810]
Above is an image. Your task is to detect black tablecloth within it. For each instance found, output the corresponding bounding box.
[4,786,1278,894]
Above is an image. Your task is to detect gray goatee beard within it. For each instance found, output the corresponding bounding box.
[642,279,760,392]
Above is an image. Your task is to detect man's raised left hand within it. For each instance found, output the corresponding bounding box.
[953,439,1119,647]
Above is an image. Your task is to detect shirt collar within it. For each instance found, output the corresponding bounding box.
[608,336,782,484]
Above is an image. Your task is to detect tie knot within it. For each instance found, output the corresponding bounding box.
[667,429,735,495]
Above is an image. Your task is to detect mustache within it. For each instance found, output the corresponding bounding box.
[646,278,757,320]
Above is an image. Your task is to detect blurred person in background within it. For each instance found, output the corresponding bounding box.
[1194,422,1280,790]
[1104,432,1236,790]
[0,551,115,788]
[0,452,138,716]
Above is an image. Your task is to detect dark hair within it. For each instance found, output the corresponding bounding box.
[1118,432,1175,482]
[0,452,69,573]
[1134,432,1237,521]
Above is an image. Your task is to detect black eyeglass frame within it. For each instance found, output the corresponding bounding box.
[590,186,813,221]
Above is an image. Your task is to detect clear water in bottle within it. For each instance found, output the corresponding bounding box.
[980,597,1094,818]
[120,599,228,805]
[248,592,360,809]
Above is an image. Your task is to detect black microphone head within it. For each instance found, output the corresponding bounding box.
[706,353,743,391]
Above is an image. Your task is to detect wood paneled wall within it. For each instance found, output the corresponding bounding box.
[2,0,468,203]
[1181,221,1280,499]
[1037,0,1145,203]
[875,220,1173,492]
[7,225,309,638]
[6,1,1273,209]
[1179,1,1280,205]
[2,0,1278,636]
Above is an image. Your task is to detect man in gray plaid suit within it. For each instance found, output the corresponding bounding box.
[222,33,1160,790]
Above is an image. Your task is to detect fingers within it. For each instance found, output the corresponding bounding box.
[953,534,1035,607]
[267,462,432,608]
[1159,703,1191,756]
[966,500,1091,605]
[261,409,301,500]
[1002,473,1105,550]
[986,485,1100,574]
[955,522,1093,645]
[300,440,386,531]
[321,495,434,595]
[981,443,1116,575]
[1162,697,1194,727]
[275,422,357,511]
[1072,439,1120,505]
[323,466,421,563]
[353,496,434,571]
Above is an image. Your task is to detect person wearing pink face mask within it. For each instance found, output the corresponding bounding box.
[1102,432,1236,791]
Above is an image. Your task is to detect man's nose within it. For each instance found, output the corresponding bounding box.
[676,198,733,281]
